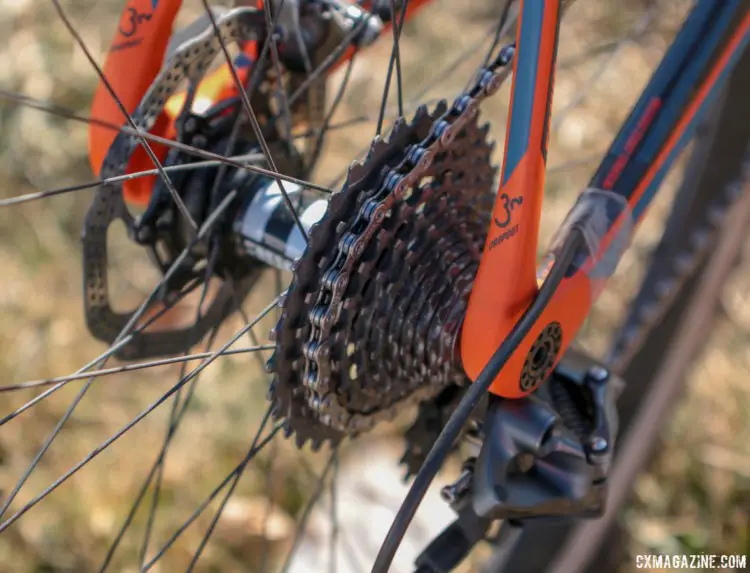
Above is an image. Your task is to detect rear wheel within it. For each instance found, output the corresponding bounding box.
[0,1,746,572]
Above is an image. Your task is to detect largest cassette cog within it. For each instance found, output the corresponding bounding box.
[269,103,496,448]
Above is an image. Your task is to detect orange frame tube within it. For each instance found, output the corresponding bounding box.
[462,0,750,399]
[461,0,563,398]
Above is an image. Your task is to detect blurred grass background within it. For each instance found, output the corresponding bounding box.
[0,0,748,571]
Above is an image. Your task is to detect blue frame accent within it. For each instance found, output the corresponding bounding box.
[589,0,725,195]
[633,25,750,220]
[584,0,748,220]
[634,0,740,164]
[501,0,545,185]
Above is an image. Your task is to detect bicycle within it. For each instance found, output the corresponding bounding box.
[0,0,749,571]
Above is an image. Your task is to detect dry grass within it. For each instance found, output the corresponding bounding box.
[0,0,748,571]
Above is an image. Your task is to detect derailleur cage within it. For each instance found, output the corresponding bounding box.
[415,349,623,572]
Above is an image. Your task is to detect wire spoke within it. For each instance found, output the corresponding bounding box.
[0,277,206,401]
[99,326,225,572]
[306,50,360,175]
[0,273,202,520]
[259,437,278,573]
[328,454,339,573]
[137,245,222,568]
[184,404,275,572]
[0,153,264,208]
[200,0,310,244]
[141,412,281,571]
[297,7,517,146]
[558,38,638,70]
[49,0,198,232]
[551,2,658,131]
[274,268,285,320]
[0,295,281,535]
[280,448,339,573]
[178,276,279,570]
[0,344,274,393]
[481,0,518,69]
[138,358,190,569]
[261,0,297,145]
[237,307,272,373]
[310,8,517,189]
[390,0,406,118]
[0,375,95,520]
[202,0,292,206]
[413,25,506,106]
[287,16,373,109]
[0,190,239,427]
[376,0,409,136]
[0,90,336,195]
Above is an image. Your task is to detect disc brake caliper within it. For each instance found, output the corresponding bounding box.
[415,349,623,572]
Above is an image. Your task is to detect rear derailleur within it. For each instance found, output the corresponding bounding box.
[415,349,623,573]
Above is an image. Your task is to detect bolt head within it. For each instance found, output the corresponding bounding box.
[589,436,608,453]
[440,485,457,504]
[588,365,609,382]
[184,118,197,133]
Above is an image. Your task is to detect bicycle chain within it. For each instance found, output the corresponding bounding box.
[268,38,513,446]
[269,103,498,446]
[295,43,512,418]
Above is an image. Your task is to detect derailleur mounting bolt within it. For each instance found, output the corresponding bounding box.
[587,365,609,383]
[441,464,474,505]
[588,436,608,454]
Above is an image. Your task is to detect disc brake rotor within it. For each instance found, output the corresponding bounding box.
[82,7,324,360]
